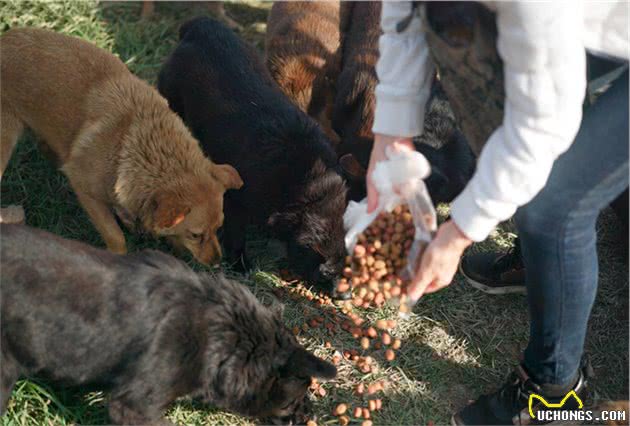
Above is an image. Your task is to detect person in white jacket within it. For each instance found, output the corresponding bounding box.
[368,2,628,424]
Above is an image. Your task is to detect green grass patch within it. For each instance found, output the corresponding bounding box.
[1,2,627,425]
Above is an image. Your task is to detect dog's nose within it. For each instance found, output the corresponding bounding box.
[196,237,222,265]
[195,249,221,266]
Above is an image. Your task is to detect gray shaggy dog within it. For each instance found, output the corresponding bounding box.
[1,224,336,425]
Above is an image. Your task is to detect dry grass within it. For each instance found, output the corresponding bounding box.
[1,2,627,425]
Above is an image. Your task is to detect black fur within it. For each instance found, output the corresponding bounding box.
[414,82,476,204]
[0,225,336,425]
[158,17,348,291]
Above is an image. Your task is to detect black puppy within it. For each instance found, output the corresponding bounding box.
[0,225,336,425]
[158,17,348,292]
[413,82,476,204]
[339,81,476,204]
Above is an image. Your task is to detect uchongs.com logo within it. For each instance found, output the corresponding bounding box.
[528,391,627,423]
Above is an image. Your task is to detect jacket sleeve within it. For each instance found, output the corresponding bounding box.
[372,2,435,138]
[450,3,587,241]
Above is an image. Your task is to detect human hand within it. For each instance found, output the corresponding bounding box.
[366,134,415,213]
[407,220,472,302]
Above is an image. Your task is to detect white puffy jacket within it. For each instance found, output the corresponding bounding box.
[373,1,629,241]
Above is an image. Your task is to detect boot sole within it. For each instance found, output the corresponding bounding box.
[458,263,527,295]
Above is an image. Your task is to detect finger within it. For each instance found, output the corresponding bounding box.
[367,177,379,213]
[407,268,434,302]
[424,279,449,294]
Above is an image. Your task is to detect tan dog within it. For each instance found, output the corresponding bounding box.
[265,1,348,145]
[0,28,243,265]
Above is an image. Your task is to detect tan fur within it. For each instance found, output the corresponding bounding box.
[0,28,242,264]
[265,1,348,145]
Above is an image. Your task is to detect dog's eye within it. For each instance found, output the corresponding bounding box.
[190,232,204,241]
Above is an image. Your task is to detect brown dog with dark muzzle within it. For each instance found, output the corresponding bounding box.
[0,28,242,265]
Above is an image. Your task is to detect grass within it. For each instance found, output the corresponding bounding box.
[1,1,628,425]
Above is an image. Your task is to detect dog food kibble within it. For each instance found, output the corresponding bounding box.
[337,279,351,293]
[277,242,410,424]
[385,349,396,361]
[341,205,419,310]
[354,244,366,257]
[353,316,365,326]
[334,404,348,416]
[355,383,365,395]
[360,337,370,350]
[381,332,392,346]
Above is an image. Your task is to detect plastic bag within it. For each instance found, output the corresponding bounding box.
[343,146,437,313]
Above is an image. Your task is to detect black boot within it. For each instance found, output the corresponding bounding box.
[459,239,526,294]
[452,360,593,425]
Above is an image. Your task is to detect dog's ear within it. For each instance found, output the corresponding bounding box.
[211,164,244,190]
[285,348,337,380]
[152,193,191,230]
[339,153,366,182]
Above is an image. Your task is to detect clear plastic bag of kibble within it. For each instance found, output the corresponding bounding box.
[343,146,437,316]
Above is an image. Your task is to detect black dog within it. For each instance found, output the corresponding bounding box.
[413,82,476,204]
[0,225,336,425]
[338,80,476,204]
[158,17,348,293]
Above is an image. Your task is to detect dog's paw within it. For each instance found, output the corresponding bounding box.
[0,205,25,225]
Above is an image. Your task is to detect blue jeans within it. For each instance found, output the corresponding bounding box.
[516,68,628,386]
